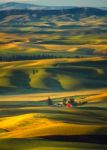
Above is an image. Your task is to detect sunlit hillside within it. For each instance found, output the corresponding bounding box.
[0,7,107,61]
[0,57,107,93]
[0,89,107,149]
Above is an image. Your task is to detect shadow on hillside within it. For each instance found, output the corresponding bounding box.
[10,70,30,88]
[44,78,64,90]
[78,107,107,111]
[39,134,107,145]
[0,87,17,94]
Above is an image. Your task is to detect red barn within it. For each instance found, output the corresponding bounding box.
[66,103,72,108]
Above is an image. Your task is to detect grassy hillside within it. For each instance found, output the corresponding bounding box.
[0,89,107,137]
[0,57,107,93]
[0,10,107,61]
[0,89,107,148]
[0,31,107,61]
[0,139,107,150]
[0,112,106,138]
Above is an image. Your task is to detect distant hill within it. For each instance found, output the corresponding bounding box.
[0,2,45,10]
[0,5,107,25]
[0,2,73,10]
[0,2,107,25]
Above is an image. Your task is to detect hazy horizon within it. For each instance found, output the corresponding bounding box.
[0,0,107,7]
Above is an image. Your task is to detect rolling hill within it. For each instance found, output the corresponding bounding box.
[0,6,107,24]
[0,4,107,61]
[0,2,73,10]
[0,57,107,93]
[0,3,107,94]
[0,2,42,10]
[0,2,107,150]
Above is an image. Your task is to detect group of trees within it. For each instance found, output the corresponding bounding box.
[0,52,85,62]
[0,53,63,62]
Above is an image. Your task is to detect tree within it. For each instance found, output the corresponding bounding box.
[47,97,53,106]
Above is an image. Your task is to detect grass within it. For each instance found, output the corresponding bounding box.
[0,89,107,138]
[0,90,107,149]
[0,27,107,59]
[0,58,107,147]
[0,112,106,138]
[0,57,107,93]
[0,139,107,150]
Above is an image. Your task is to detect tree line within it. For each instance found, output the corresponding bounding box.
[0,53,63,62]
